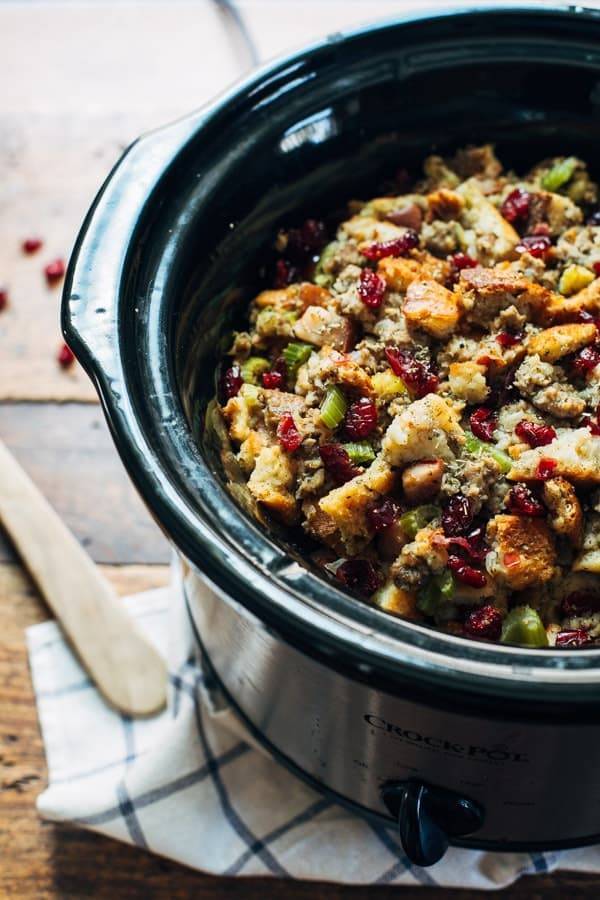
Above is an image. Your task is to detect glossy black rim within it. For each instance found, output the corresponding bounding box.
[63,4,600,706]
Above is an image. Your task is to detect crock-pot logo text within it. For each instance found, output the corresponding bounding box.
[364,715,529,763]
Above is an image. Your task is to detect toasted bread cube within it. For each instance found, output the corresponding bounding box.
[545,277,600,322]
[525,323,596,363]
[318,456,396,544]
[573,514,600,573]
[401,459,444,505]
[293,305,353,351]
[457,179,519,262]
[378,252,452,293]
[403,279,463,339]
[426,188,465,221]
[486,514,557,590]
[247,445,297,524]
[542,477,583,546]
[373,580,421,620]
[254,282,330,312]
[459,266,558,326]
[237,431,267,475]
[222,384,261,442]
[383,394,465,466]
[509,429,600,485]
[448,361,488,403]
[341,215,406,244]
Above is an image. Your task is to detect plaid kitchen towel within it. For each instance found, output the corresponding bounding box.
[27,569,600,889]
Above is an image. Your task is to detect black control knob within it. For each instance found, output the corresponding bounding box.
[381,780,484,867]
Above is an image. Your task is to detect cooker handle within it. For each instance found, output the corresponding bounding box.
[382,780,484,867]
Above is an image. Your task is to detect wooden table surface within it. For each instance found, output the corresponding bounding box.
[2,1,600,896]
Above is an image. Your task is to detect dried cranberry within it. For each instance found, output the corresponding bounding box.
[572,345,600,377]
[464,604,502,640]
[594,261,600,277]
[44,258,66,284]
[22,237,43,254]
[450,252,478,271]
[500,188,531,224]
[336,558,380,596]
[385,347,439,398]
[262,357,287,390]
[555,629,593,648]
[273,259,299,288]
[221,365,243,401]
[344,397,378,439]
[442,494,474,537]
[515,420,556,448]
[562,591,600,617]
[0,286,8,311]
[57,342,75,368]
[536,458,558,480]
[361,230,419,261]
[385,203,422,231]
[581,413,600,436]
[440,526,490,563]
[470,407,497,443]
[495,329,523,348]
[277,413,303,452]
[367,497,401,532]
[515,234,552,258]
[286,219,327,261]
[575,309,600,326]
[587,211,600,226]
[506,484,545,517]
[319,444,362,484]
[358,268,386,309]
[447,555,487,588]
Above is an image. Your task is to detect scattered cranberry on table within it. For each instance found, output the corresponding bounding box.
[44,258,66,285]
[0,286,8,311]
[22,237,43,254]
[57,342,75,368]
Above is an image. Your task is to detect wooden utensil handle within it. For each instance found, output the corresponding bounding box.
[0,441,166,715]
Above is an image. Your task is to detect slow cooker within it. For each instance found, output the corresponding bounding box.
[62,5,600,866]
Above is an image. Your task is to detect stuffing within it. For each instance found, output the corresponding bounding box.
[293,305,354,351]
[403,279,463,339]
[378,251,452,293]
[542,477,583,546]
[456,179,519,264]
[573,513,600,573]
[525,323,596,362]
[401,458,445,505]
[218,144,600,648]
[382,394,465,466]
[318,456,396,548]
[509,429,600,485]
[448,361,488,403]
[373,580,421,620]
[247,445,298,524]
[485,514,557,590]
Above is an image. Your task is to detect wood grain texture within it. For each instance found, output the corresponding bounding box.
[0,403,170,565]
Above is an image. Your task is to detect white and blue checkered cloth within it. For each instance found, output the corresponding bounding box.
[26,569,600,888]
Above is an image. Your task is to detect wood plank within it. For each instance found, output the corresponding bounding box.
[0,403,170,565]
[0,559,596,898]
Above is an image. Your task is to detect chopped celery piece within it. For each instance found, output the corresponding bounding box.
[541,157,577,192]
[464,430,512,474]
[320,385,347,429]
[240,356,270,385]
[343,441,375,465]
[417,580,440,616]
[500,605,548,648]
[399,504,440,539]
[283,342,313,374]
[435,570,455,600]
